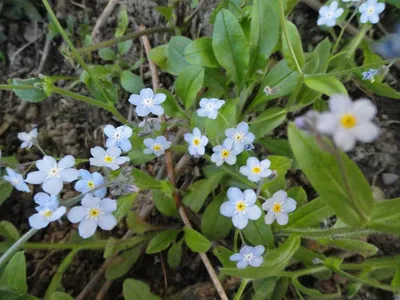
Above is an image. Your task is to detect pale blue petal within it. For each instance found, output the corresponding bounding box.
[29,213,49,229]
[276,212,289,225]
[104,125,115,137]
[94,187,107,198]
[58,155,75,169]
[91,147,107,159]
[150,104,164,116]
[37,156,57,171]
[16,182,30,193]
[75,180,88,193]
[106,137,118,148]
[42,177,63,195]
[153,93,166,104]
[128,94,142,105]
[237,122,249,133]
[240,246,253,255]
[248,173,261,182]
[262,198,274,211]
[82,194,100,208]
[243,189,256,205]
[119,139,132,152]
[253,245,265,256]
[229,253,243,261]
[197,108,208,117]
[273,190,287,203]
[67,206,87,223]
[232,213,248,229]
[91,172,104,185]
[97,213,117,230]
[59,168,79,182]
[34,192,51,206]
[225,154,237,165]
[140,88,154,99]
[107,147,121,158]
[208,110,218,119]
[220,201,235,217]
[25,171,47,184]
[237,260,249,269]
[227,187,242,202]
[48,206,66,222]
[99,198,117,213]
[136,104,150,117]
[78,218,98,239]
[79,169,91,180]
[264,211,276,224]
[246,205,262,220]
[250,256,263,267]
[282,198,297,213]
[240,166,250,176]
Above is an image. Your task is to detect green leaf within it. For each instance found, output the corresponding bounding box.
[149,45,169,70]
[372,198,400,224]
[304,76,348,96]
[118,40,133,55]
[202,68,228,98]
[249,107,287,139]
[123,278,161,300]
[120,70,144,94]
[201,193,232,241]
[0,221,20,243]
[314,38,332,73]
[50,292,74,300]
[252,277,279,300]
[11,78,47,103]
[183,172,225,213]
[175,65,205,109]
[167,239,183,268]
[248,0,279,79]
[104,237,117,259]
[155,6,174,20]
[259,138,294,161]
[132,168,162,190]
[106,245,143,280]
[357,77,400,99]
[0,251,27,293]
[262,156,292,195]
[387,0,400,8]
[242,207,274,248]
[292,277,341,298]
[184,227,211,253]
[156,88,187,119]
[115,9,129,37]
[318,238,378,257]
[281,20,305,71]
[146,229,179,254]
[185,37,219,68]
[98,48,116,61]
[115,193,137,222]
[152,190,178,218]
[167,36,192,75]
[128,150,155,166]
[127,211,158,234]
[0,289,38,300]
[285,197,335,228]
[213,9,249,87]
[286,186,307,206]
[0,180,13,206]
[288,124,374,227]
[221,236,300,278]
[213,246,236,267]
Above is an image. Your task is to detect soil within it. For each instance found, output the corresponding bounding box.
[0,0,399,299]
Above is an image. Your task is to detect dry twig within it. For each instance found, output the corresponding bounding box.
[91,0,120,40]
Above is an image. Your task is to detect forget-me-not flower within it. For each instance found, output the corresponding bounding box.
[25,155,79,195]
[240,157,272,183]
[90,146,130,170]
[225,122,255,154]
[220,187,261,229]
[104,125,133,152]
[3,167,30,192]
[317,1,344,27]
[184,127,208,158]
[262,190,297,225]
[316,94,379,151]
[211,139,238,166]
[359,0,385,24]
[229,245,265,269]
[362,69,379,82]
[17,128,38,149]
[67,194,117,239]
[74,169,107,198]
[196,98,225,120]
[143,136,171,157]
[28,192,66,229]
[128,88,166,117]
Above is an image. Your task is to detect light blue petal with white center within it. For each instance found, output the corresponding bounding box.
[250,256,263,267]
[243,189,256,205]
[276,212,289,225]
[119,139,132,152]
[273,190,287,203]
[253,245,265,256]
[25,171,46,184]
[240,246,253,255]
[82,194,100,208]
[75,180,88,193]
[136,104,150,117]
[78,218,98,239]
[225,154,237,165]
[282,198,297,213]
[48,206,66,222]
[92,172,104,185]
[220,201,235,217]
[91,146,107,159]
[232,213,248,229]
[42,177,63,195]
[29,213,49,229]
[128,94,142,105]
[60,169,79,183]
[237,260,249,269]
[99,198,117,213]
[37,156,57,171]
[140,88,154,99]
[79,169,91,180]
[97,213,117,230]
[150,104,164,116]
[229,253,243,261]
[58,155,75,169]
[104,125,115,137]
[264,211,276,224]
[246,205,261,220]
[153,93,166,104]
[16,182,30,193]
[227,187,242,202]
[107,147,121,157]
[236,122,249,133]
[67,206,87,223]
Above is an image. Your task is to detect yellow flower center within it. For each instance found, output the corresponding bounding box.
[340,114,357,129]
[43,210,53,217]
[273,203,282,213]
[236,201,246,212]
[88,208,100,218]
[104,156,113,163]
[252,166,261,174]
[87,180,95,189]
[152,144,162,151]
[193,138,200,146]
[221,150,230,158]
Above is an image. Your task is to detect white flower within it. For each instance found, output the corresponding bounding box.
[17,128,38,149]
[67,194,117,239]
[211,139,238,166]
[3,167,30,192]
[90,146,130,170]
[220,187,262,229]
[262,190,297,225]
[184,127,208,158]
[28,193,66,229]
[25,155,79,195]
[74,169,107,198]
[316,94,379,151]
[229,245,265,269]
[196,98,225,120]
[359,0,385,24]
[317,1,344,27]
[143,136,171,157]
[239,157,272,182]
[128,88,166,117]
[104,125,133,152]
[225,122,255,154]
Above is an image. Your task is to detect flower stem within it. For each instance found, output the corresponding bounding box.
[233,279,250,300]
[234,229,239,252]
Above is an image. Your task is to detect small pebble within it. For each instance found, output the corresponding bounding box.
[382,173,398,185]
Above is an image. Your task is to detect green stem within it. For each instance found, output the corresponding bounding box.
[234,229,239,252]
[233,279,250,300]
[41,0,112,104]
[345,24,369,60]
[280,265,327,278]
[0,84,36,90]
[278,0,303,77]
[0,228,37,267]
[24,241,107,250]
[275,227,374,239]
[332,4,361,54]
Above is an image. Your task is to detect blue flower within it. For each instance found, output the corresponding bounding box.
[25,155,79,195]
[229,245,265,269]
[67,194,117,239]
[239,157,272,183]
[90,146,130,170]
[104,125,133,152]
[17,128,38,149]
[143,136,171,157]
[3,167,30,192]
[128,88,166,117]
[220,187,261,229]
[317,1,344,27]
[362,69,379,82]
[28,192,66,229]
[197,98,225,120]
[211,139,238,166]
[184,127,208,158]
[225,122,255,154]
[74,169,107,198]
[262,190,297,225]
[359,0,385,24]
